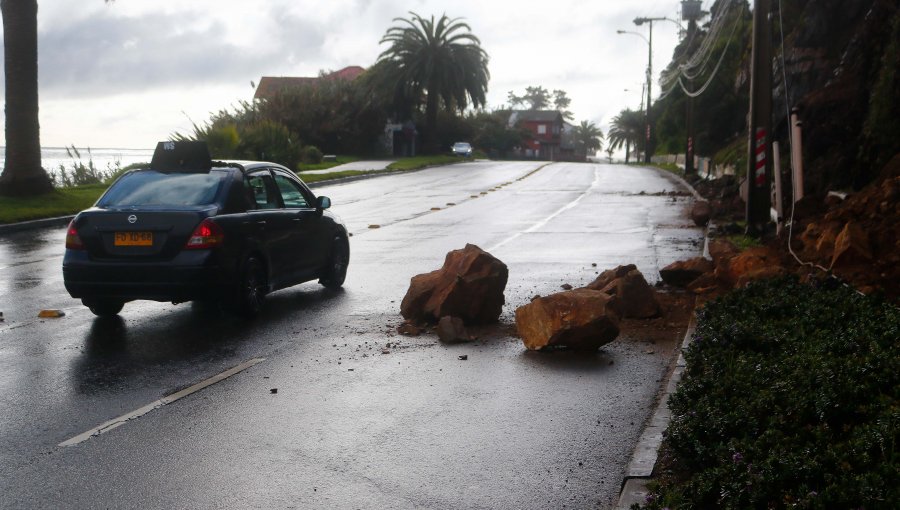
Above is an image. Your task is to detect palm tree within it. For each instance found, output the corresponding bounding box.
[608,109,644,164]
[377,12,489,153]
[0,0,115,196]
[572,120,603,160]
[0,0,51,196]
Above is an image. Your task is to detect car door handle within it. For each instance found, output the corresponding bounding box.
[256,221,267,226]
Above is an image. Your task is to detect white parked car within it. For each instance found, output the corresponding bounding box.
[451,142,473,157]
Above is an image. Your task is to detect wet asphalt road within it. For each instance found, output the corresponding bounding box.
[0,161,703,509]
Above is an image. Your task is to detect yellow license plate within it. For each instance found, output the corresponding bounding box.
[114,231,153,246]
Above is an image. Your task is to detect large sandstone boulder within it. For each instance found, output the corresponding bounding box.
[400,244,508,324]
[585,265,660,318]
[714,246,781,287]
[515,289,620,351]
[585,264,636,291]
[659,257,714,287]
[598,269,661,318]
[831,221,872,268]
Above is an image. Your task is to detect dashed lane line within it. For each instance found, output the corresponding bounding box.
[59,357,266,447]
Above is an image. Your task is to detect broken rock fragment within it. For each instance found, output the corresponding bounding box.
[599,269,661,319]
[582,265,660,319]
[659,257,714,287]
[436,316,470,343]
[396,322,423,336]
[515,289,620,351]
[584,264,637,291]
[400,244,508,324]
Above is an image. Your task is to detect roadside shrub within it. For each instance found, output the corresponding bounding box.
[642,277,900,509]
[205,123,241,159]
[104,162,147,185]
[301,145,323,165]
[53,145,112,187]
[238,120,303,169]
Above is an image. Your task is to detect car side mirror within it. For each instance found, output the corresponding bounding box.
[316,196,331,210]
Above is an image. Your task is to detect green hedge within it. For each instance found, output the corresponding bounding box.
[643,277,900,509]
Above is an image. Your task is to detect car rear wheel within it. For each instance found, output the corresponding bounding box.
[84,298,125,317]
[319,235,349,289]
[231,256,267,318]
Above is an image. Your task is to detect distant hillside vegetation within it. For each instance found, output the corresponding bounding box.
[654,0,899,194]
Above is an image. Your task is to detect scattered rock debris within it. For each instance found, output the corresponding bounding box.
[458,355,468,361]
[396,321,423,336]
[270,388,278,394]
[560,283,573,290]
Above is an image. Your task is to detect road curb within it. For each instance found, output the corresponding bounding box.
[0,215,73,235]
[615,316,696,509]
[615,170,707,509]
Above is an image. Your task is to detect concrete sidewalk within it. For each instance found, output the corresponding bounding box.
[615,166,709,509]
[298,160,396,175]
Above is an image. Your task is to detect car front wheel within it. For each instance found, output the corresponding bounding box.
[319,235,349,289]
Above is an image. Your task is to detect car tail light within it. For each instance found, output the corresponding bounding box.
[185,219,224,249]
[65,219,84,250]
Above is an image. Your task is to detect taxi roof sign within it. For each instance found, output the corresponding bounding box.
[150,141,212,172]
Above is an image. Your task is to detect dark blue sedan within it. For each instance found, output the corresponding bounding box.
[63,142,349,317]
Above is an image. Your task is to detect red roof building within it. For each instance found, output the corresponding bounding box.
[253,66,365,100]
[508,110,564,160]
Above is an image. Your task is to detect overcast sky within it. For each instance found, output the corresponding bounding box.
[1,0,693,149]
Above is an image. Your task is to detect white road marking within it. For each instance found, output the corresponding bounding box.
[59,357,266,447]
[488,165,603,252]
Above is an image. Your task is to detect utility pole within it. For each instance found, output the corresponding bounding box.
[632,17,664,164]
[645,25,653,164]
[623,16,682,164]
[681,1,704,176]
[745,0,773,234]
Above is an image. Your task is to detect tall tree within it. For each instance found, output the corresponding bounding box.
[508,85,572,119]
[608,109,644,163]
[377,12,490,153]
[0,0,52,196]
[507,86,550,110]
[552,89,573,120]
[0,0,115,196]
[572,120,603,159]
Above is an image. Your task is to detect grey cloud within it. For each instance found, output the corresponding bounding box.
[34,9,327,97]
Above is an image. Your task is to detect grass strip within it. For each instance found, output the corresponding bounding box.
[0,184,107,224]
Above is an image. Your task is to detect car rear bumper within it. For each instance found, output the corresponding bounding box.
[63,250,235,302]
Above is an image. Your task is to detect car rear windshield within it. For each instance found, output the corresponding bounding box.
[98,170,227,207]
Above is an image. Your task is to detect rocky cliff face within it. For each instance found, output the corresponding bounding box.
[773,0,899,194]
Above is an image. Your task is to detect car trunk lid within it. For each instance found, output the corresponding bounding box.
[74,208,217,261]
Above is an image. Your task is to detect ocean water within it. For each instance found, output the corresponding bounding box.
[0,147,155,179]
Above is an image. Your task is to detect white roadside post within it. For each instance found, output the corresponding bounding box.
[791,108,804,203]
[772,141,784,235]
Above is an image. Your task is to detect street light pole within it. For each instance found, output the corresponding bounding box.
[617,29,650,162]
[632,16,673,164]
